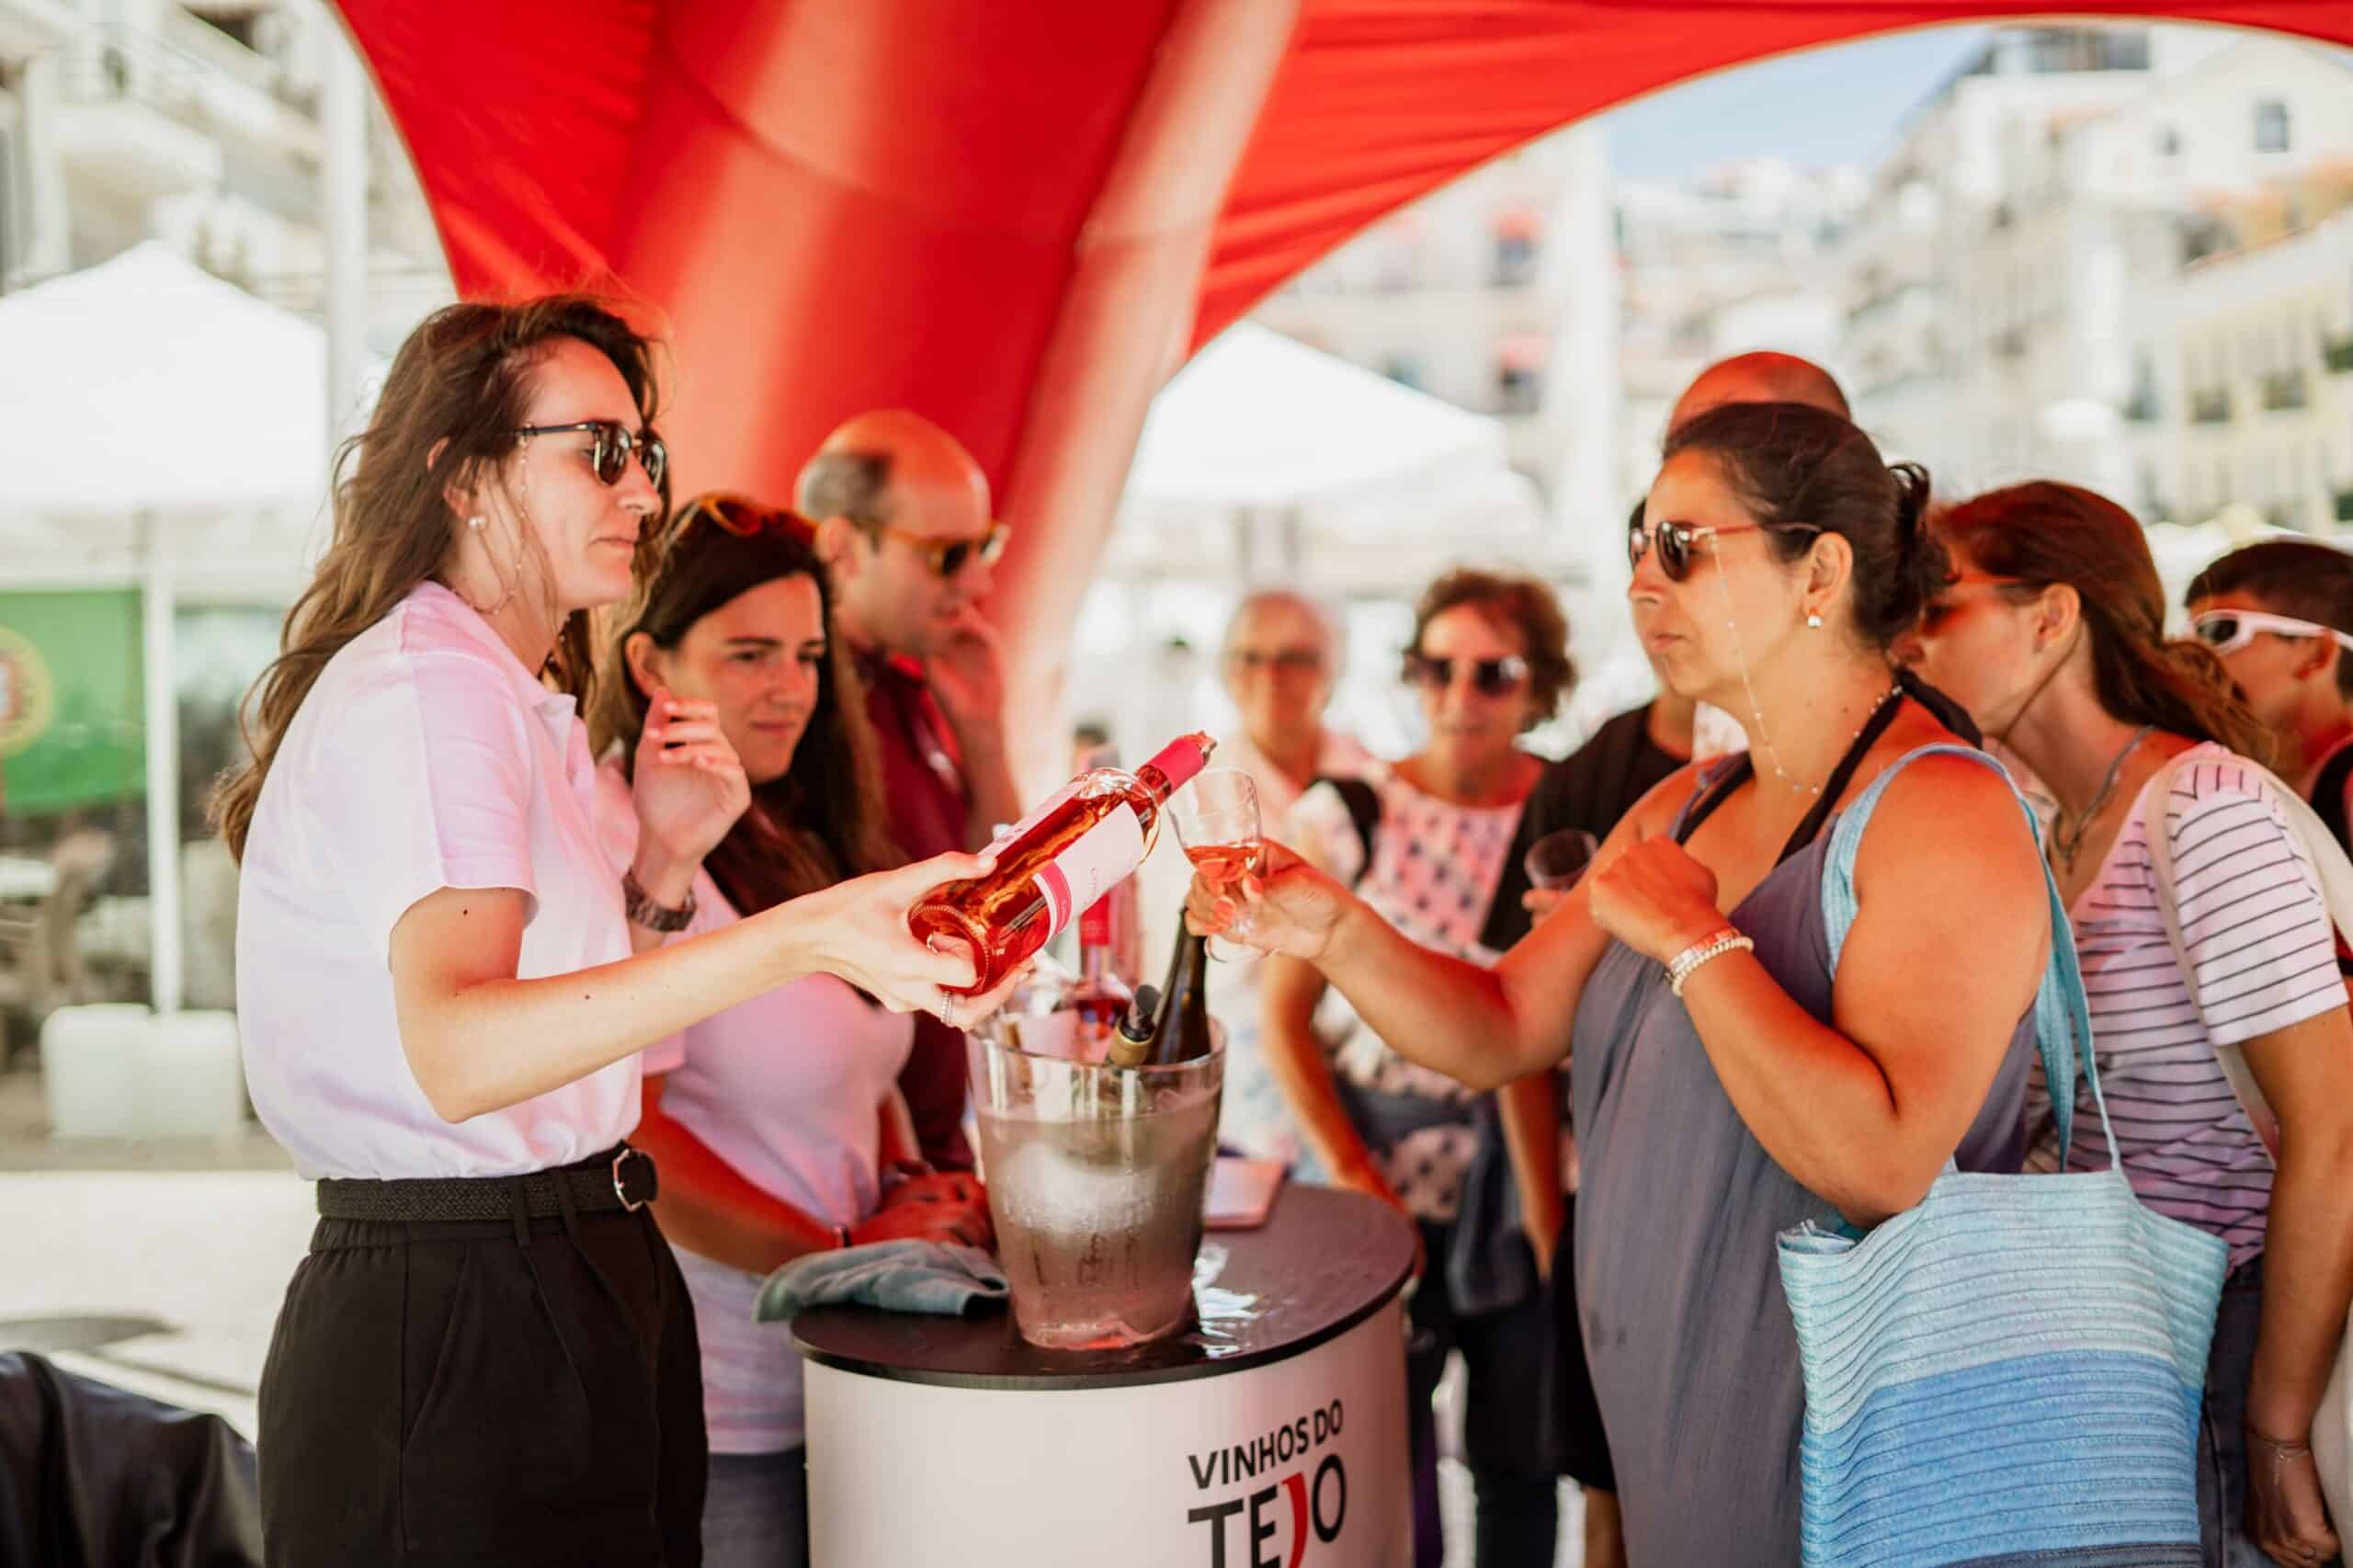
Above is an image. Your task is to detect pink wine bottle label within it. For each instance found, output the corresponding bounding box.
[1033,804,1145,941]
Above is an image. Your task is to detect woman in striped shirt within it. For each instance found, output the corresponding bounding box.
[1904,481,2353,1568]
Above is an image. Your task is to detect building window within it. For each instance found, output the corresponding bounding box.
[1381,355,1426,392]
[1495,335,1546,415]
[2155,125,2181,158]
[2255,100,2290,153]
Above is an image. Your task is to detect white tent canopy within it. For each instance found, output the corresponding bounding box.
[0,243,339,1015]
[0,241,332,595]
[1110,324,1551,588]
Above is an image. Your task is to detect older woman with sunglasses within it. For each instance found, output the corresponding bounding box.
[1905,485,2353,1568]
[589,494,995,1568]
[1196,405,2052,1566]
[1259,568,1572,1568]
[216,301,1014,1567]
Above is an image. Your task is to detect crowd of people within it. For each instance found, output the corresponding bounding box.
[213,291,2353,1568]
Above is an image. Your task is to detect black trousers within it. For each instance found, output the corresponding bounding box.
[1406,1220,1562,1568]
[256,1196,706,1567]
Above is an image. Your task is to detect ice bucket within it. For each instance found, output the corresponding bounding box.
[966,1026,1224,1350]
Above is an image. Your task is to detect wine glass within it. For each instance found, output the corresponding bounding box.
[1171,768,1264,960]
[1524,827,1599,892]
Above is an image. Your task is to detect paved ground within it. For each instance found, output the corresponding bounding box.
[0,1059,1588,1563]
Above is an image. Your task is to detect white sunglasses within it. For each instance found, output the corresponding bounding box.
[2191,608,2353,656]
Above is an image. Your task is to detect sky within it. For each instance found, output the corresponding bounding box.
[1597,25,1992,182]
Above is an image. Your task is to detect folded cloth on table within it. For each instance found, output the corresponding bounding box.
[754,1239,1008,1324]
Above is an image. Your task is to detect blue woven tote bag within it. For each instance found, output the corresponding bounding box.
[1776,744,2228,1568]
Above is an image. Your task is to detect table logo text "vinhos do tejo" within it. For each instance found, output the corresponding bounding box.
[1185,1400,1348,1567]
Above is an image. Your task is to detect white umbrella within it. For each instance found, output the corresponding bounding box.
[1123,322,1508,518]
[0,243,333,1014]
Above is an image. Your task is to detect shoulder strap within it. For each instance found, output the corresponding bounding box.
[1314,776,1382,888]
[1817,743,2106,1167]
[2138,749,2353,1162]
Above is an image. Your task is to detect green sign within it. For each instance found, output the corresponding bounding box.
[0,590,144,817]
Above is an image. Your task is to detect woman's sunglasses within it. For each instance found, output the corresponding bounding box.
[2191,608,2353,657]
[1404,652,1529,696]
[857,517,1010,579]
[670,492,813,545]
[517,419,667,490]
[1628,517,1821,582]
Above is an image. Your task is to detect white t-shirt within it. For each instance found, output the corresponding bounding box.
[597,758,915,1453]
[2029,745,2344,1268]
[236,583,642,1180]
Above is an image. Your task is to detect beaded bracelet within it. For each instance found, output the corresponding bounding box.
[1667,929,1756,997]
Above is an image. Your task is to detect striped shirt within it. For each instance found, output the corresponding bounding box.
[2028,745,2343,1267]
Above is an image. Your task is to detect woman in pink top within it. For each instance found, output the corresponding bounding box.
[592,494,994,1568]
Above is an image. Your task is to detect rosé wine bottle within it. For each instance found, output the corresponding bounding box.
[910,733,1214,997]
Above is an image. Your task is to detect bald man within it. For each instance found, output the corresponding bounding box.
[1666,349,1851,433]
[801,411,1022,1168]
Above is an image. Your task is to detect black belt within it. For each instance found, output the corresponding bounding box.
[316,1144,657,1223]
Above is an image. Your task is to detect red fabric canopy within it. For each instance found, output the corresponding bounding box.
[333,0,2353,731]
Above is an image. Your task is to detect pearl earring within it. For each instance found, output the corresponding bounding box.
[467,515,486,531]
[1806,611,1824,630]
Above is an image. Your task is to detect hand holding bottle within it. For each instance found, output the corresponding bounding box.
[1184,840,1353,965]
[790,849,1028,1025]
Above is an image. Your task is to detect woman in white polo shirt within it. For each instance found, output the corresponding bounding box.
[214,299,1004,1568]
[590,493,995,1568]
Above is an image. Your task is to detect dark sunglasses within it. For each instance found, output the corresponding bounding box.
[855,517,1009,579]
[1404,652,1529,696]
[1628,516,1821,583]
[670,492,813,546]
[517,419,667,490]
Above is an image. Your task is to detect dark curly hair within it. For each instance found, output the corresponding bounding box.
[1406,568,1575,732]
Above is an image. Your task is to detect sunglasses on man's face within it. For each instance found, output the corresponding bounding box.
[1404,652,1529,697]
[2191,608,2353,657]
[1628,516,1822,583]
[858,518,1009,579]
[516,419,667,491]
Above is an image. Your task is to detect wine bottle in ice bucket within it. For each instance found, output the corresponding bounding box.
[909,733,1214,996]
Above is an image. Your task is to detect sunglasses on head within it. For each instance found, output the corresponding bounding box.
[1628,516,1822,583]
[516,419,666,491]
[856,517,1009,579]
[1404,652,1529,696]
[2191,608,2353,657]
[670,492,812,546]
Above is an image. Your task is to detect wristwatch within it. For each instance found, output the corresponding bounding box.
[623,869,696,933]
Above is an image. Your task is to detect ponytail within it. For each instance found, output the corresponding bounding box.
[1938,483,2276,769]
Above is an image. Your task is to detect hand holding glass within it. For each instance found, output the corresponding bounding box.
[1172,768,1264,960]
[1524,828,1599,892]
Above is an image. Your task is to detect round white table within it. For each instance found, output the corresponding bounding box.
[794,1185,1418,1567]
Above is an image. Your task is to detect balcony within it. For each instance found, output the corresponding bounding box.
[2259,371,2310,412]
[2188,388,2232,426]
[51,15,319,208]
